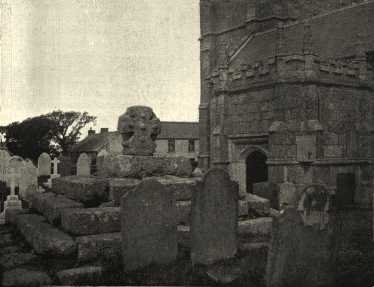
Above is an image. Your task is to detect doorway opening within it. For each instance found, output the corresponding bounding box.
[246,150,268,193]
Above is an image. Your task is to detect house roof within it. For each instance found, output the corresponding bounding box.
[71,121,199,153]
[158,122,199,139]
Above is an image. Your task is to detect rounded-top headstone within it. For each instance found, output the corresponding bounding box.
[76,153,91,176]
[38,153,51,176]
[191,168,239,265]
[117,106,161,156]
[121,178,177,271]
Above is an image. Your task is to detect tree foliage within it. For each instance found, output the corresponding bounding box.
[45,110,96,155]
[4,111,96,160]
[5,115,55,161]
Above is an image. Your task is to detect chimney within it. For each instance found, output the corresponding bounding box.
[100,128,109,134]
[88,129,96,136]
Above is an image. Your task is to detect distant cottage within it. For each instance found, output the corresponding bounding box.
[70,122,199,173]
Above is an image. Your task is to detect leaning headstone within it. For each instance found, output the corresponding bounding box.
[191,168,239,265]
[266,187,334,287]
[38,153,51,176]
[121,179,177,271]
[76,153,91,176]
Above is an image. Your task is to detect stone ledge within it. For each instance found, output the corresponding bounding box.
[16,214,76,256]
[52,176,108,206]
[76,233,121,264]
[57,266,104,285]
[2,268,52,287]
[61,207,120,236]
[238,217,273,242]
[30,192,83,225]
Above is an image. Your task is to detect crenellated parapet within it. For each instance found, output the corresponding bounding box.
[208,54,373,94]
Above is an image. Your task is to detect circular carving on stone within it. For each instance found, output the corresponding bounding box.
[297,184,330,230]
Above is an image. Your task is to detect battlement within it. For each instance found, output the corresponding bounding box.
[208,54,372,93]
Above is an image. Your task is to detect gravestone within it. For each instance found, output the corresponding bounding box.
[76,153,91,176]
[96,150,109,175]
[8,156,25,191]
[47,158,61,188]
[19,160,38,200]
[58,155,73,177]
[0,168,23,224]
[191,168,239,265]
[121,179,177,271]
[266,207,334,287]
[38,153,51,176]
[278,167,297,209]
[297,184,330,230]
[0,150,11,182]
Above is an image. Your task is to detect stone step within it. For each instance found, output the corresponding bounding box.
[16,214,76,256]
[52,176,108,206]
[61,207,120,236]
[2,268,52,287]
[56,266,104,285]
[30,192,83,225]
[76,233,121,264]
[238,217,273,243]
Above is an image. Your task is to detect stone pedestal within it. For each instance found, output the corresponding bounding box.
[98,154,193,179]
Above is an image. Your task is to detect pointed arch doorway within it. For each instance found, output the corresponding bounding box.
[245,150,268,193]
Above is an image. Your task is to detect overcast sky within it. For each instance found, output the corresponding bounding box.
[0,0,200,133]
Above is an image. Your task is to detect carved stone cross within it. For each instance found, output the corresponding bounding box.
[117,106,161,156]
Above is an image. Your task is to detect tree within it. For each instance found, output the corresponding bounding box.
[46,110,96,155]
[5,115,55,161]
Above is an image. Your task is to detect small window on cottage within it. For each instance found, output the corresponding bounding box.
[188,139,195,152]
[168,139,175,153]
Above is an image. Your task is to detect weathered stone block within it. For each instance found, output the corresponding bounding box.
[52,176,108,206]
[2,268,52,287]
[98,154,192,178]
[238,200,248,217]
[0,252,38,269]
[57,266,104,285]
[108,178,141,206]
[253,182,279,209]
[31,192,83,224]
[176,201,191,225]
[238,218,272,243]
[61,207,120,235]
[77,233,121,263]
[246,193,271,216]
[16,214,76,256]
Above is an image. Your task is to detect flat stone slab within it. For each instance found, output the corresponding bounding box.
[52,176,108,206]
[77,233,121,263]
[16,214,76,256]
[57,266,104,285]
[238,218,273,243]
[108,178,141,206]
[98,154,193,178]
[31,192,83,224]
[148,175,200,201]
[2,268,52,287]
[61,207,120,235]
